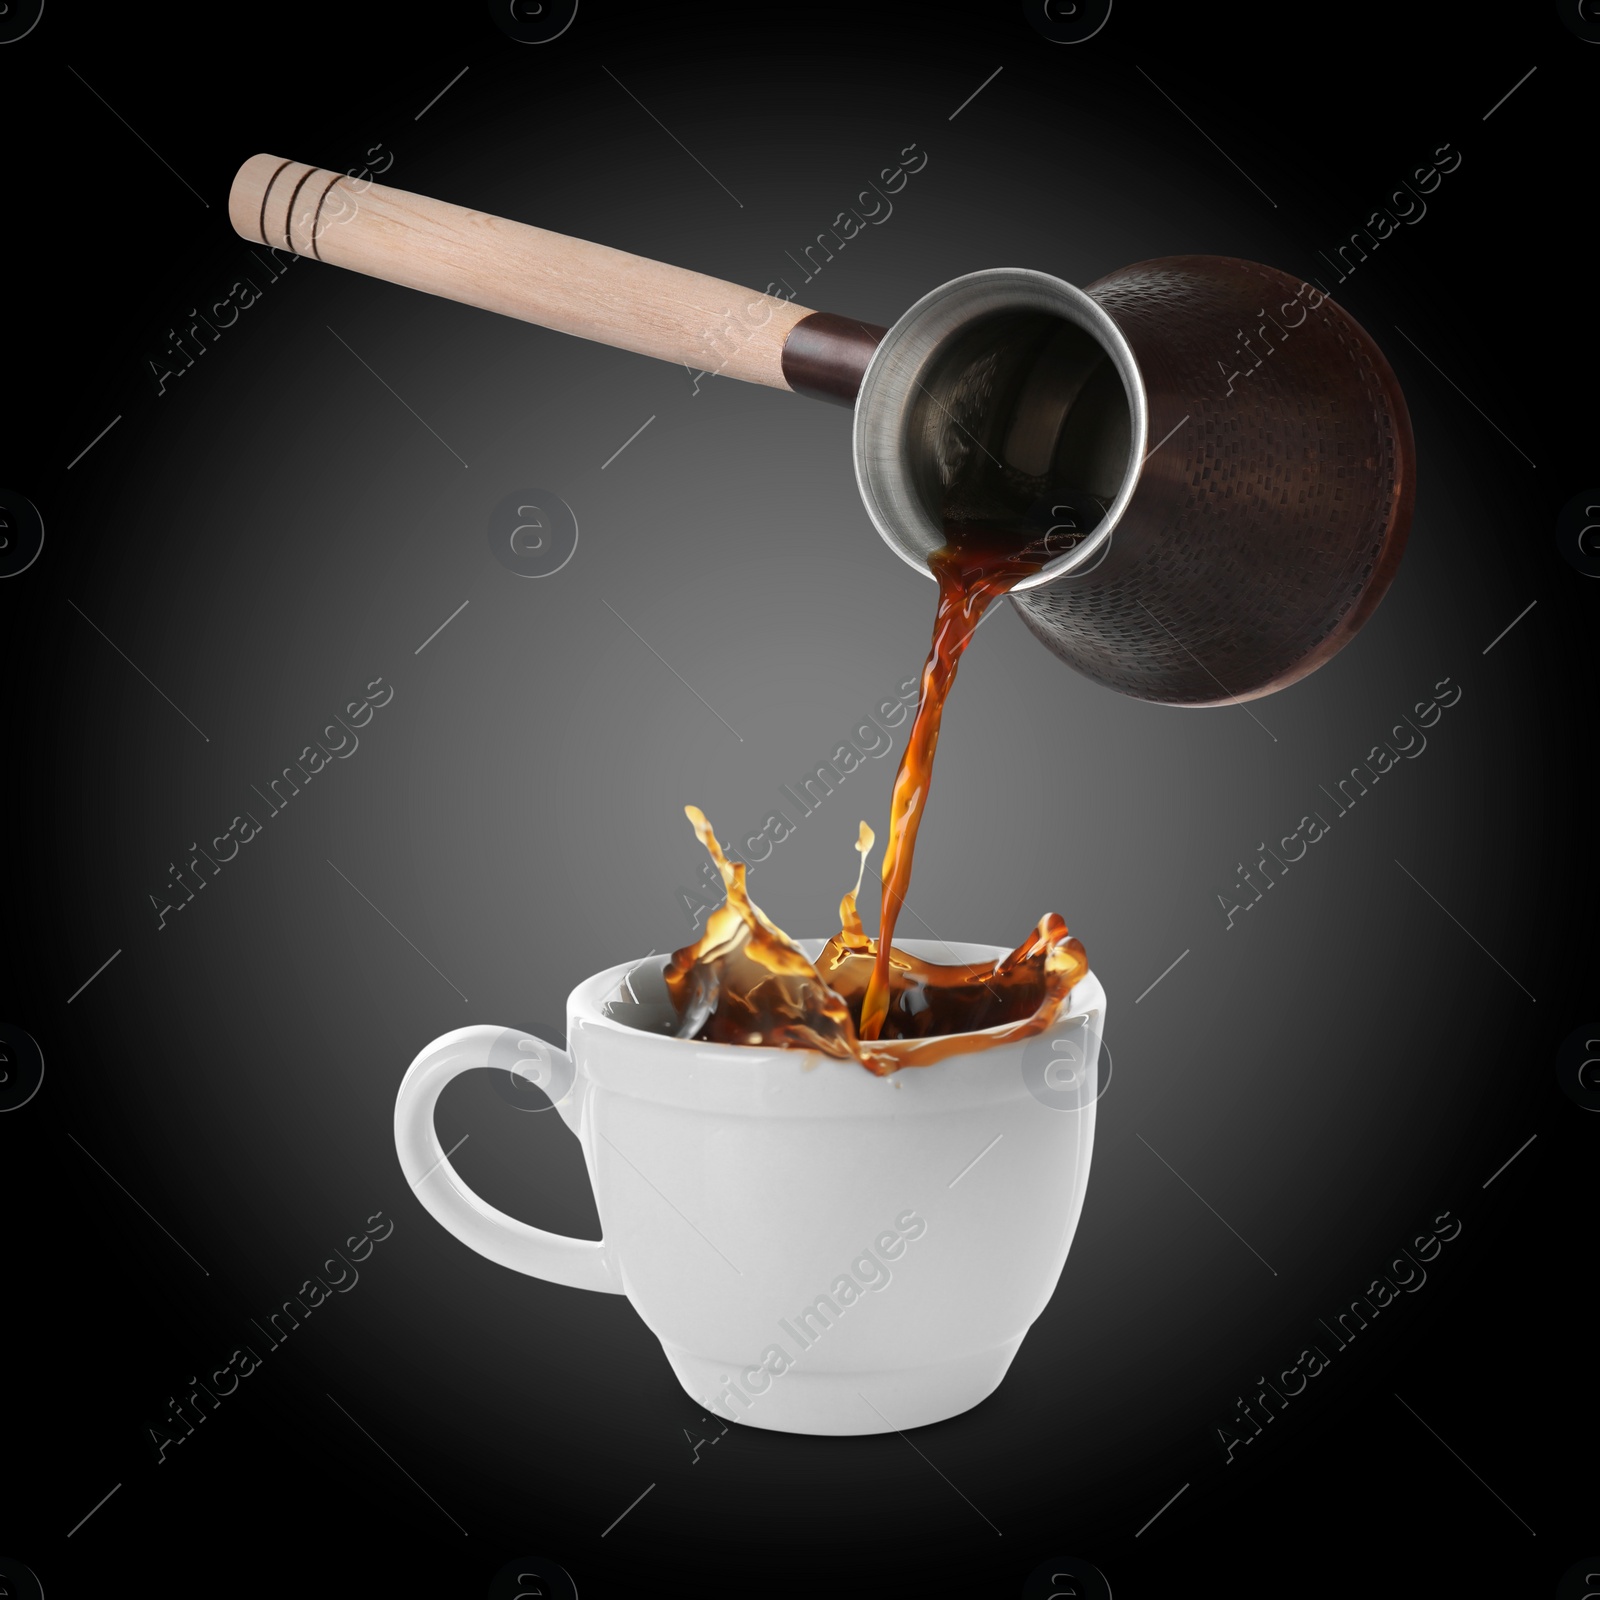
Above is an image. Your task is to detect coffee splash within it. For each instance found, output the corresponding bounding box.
[664,803,1086,1075]
[665,513,1091,1074]
[663,805,861,1061]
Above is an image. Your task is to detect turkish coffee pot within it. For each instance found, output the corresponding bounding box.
[231,155,1412,704]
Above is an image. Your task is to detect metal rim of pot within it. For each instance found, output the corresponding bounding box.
[852,267,1149,595]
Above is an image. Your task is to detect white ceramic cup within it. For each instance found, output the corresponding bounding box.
[394,939,1106,1436]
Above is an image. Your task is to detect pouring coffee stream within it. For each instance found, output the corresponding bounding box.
[666,514,1090,1067]
[858,521,1063,1040]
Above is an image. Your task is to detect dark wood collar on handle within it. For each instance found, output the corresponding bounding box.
[780,312,889,406]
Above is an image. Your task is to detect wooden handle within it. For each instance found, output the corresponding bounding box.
[229,154,815,389]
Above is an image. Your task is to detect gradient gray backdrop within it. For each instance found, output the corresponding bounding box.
[7,6,1593,1597]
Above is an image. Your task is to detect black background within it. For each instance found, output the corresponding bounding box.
[4,2,1594,1595]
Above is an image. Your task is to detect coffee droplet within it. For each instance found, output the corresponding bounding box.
[838,821,876,945]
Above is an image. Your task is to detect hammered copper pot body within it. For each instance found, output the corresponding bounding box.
[1013,256,1414,704]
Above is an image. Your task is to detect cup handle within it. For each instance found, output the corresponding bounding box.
[393,1024,623,1294]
